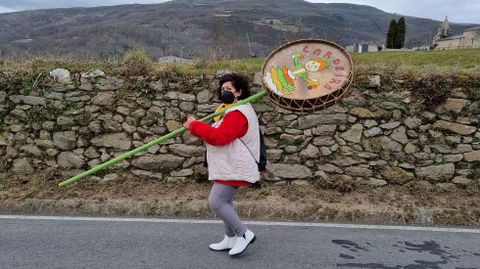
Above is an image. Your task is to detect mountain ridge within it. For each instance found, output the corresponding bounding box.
[0,0,477,59]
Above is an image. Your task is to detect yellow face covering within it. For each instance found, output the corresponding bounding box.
[213,102,237,122]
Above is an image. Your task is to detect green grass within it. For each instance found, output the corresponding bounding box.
[163,49,480,75]
[1,48,479,79]
[1,57,122,76]
[164,57,265,75]
[352,49,480,69]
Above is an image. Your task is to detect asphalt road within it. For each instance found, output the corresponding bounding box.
[1,215,479,269]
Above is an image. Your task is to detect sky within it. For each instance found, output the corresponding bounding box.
[0,0,479,24]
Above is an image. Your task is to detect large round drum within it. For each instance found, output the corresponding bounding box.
[262,39,353,112]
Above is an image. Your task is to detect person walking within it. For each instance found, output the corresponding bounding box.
[183,73,260,256]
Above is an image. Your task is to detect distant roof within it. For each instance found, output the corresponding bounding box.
[439,34,464,41]
[465,26,480,32]
[158,56,193,64]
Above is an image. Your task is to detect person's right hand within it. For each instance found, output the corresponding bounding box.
[183,116,197,129]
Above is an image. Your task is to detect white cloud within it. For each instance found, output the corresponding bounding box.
[305,0,480,24]
[0,6,16,14]
[0,1,168,11]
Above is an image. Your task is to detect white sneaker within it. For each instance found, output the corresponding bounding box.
[228,230,256,256]
[209,235,237,251]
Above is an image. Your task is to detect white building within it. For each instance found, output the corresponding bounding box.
[346,42,384,53]
[433,17,480,50]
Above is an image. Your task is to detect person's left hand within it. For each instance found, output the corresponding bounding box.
[183,116,197,129]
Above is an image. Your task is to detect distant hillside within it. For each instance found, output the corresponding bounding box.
[0,0,477,59]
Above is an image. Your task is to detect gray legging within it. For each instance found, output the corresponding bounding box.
[208,183,248,237]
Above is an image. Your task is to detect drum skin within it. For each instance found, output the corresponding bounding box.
[262,39,354,112]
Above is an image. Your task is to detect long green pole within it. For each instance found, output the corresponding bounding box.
[58,90,267,187]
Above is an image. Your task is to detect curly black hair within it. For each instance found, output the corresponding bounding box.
[218,73,251,100]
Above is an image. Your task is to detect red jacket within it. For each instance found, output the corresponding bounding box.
[189,111,251,187]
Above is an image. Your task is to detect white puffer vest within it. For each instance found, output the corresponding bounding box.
[206,103,260,183]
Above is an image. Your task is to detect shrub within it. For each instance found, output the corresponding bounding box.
[413,67,453,109]
[126,79,155,99]
[464,74,480,101]
[121,49,153,77]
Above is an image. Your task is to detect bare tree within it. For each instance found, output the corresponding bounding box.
[203,16,249,60]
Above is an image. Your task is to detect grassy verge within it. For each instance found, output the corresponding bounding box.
[353,49,480,69]
[0,172,479,226]
[2,49,479,80]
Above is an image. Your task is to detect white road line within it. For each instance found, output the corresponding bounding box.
[0,215,479,234]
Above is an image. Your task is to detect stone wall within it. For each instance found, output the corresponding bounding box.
[0,70,479,188]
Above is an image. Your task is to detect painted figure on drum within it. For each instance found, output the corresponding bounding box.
[267,52,330,95]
